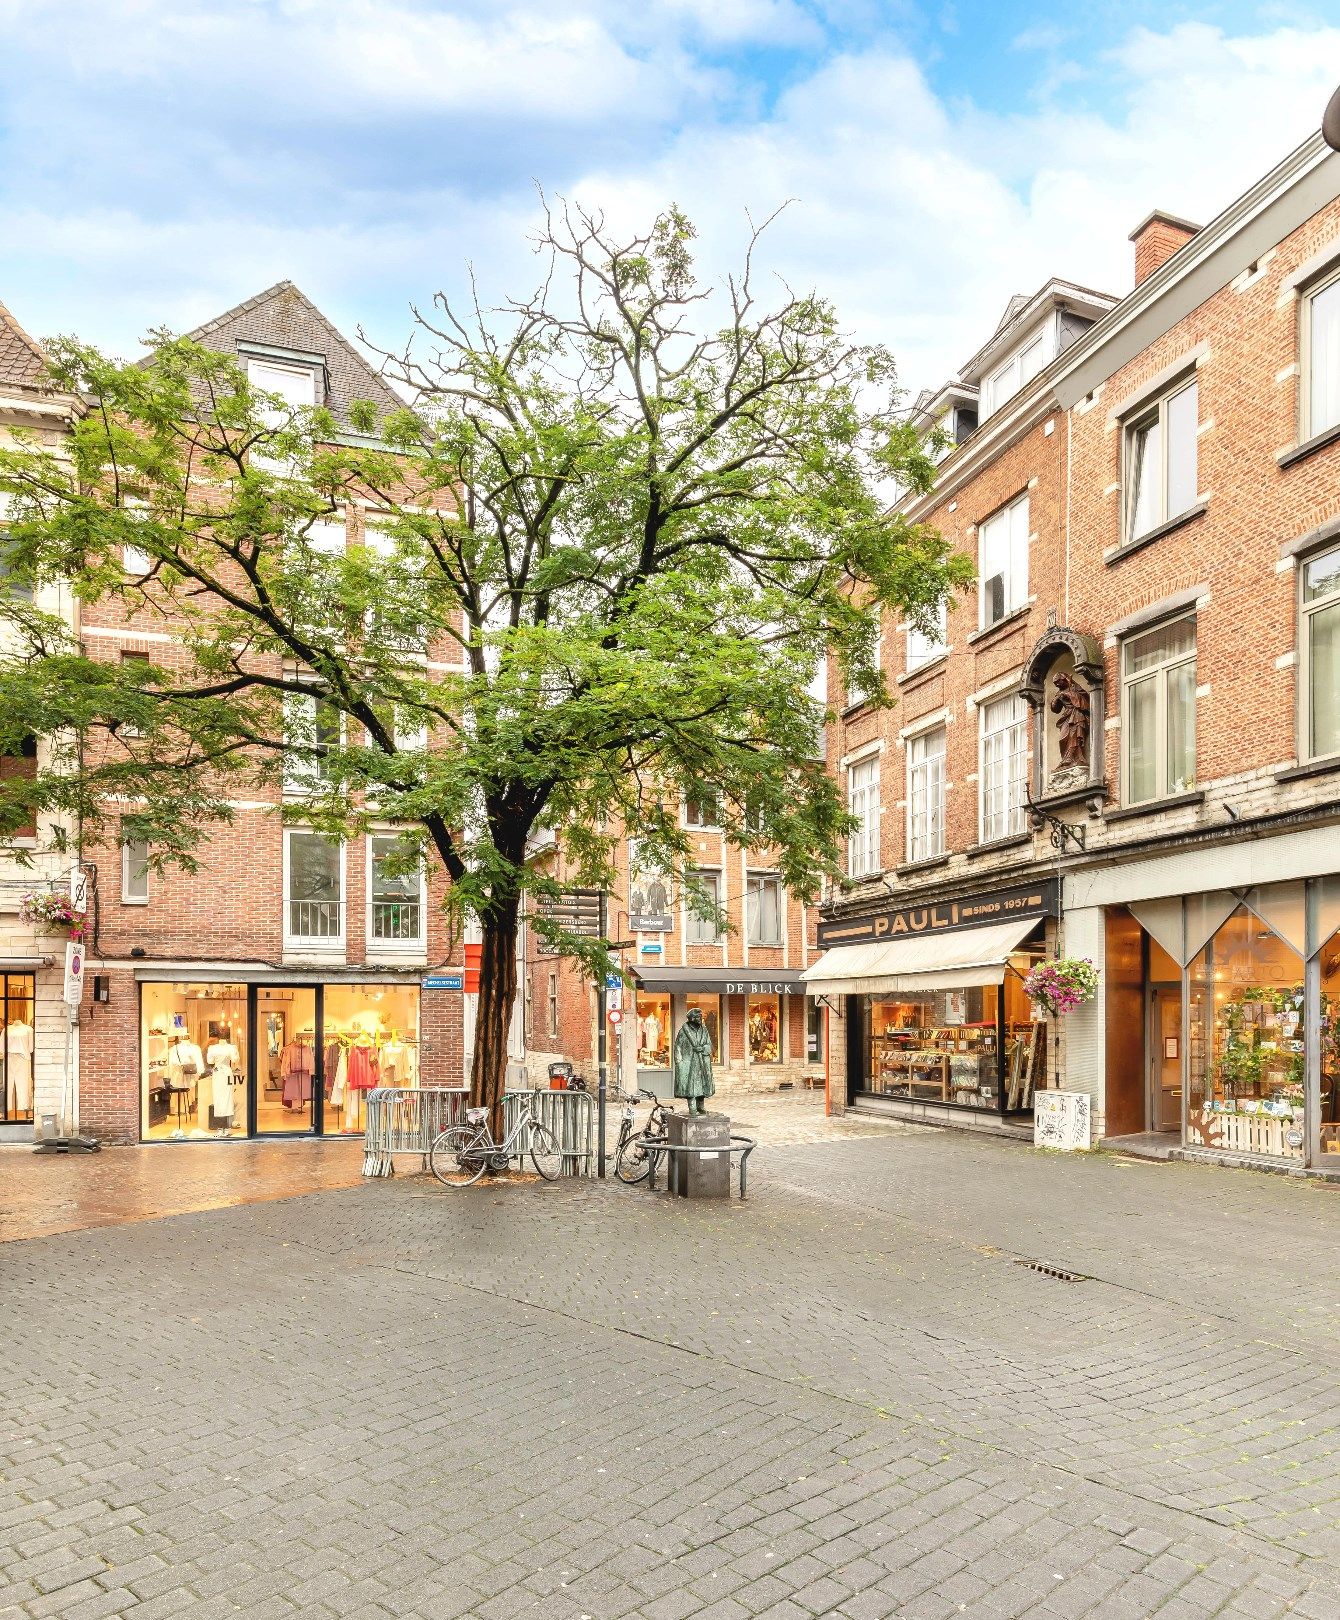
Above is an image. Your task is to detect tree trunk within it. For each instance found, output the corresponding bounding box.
[470,898,519,1141]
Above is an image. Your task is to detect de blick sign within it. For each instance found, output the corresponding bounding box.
[816,878,1058,949]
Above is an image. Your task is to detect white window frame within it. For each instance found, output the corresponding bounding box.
[247,358,317,412]
[366,832,427,953]
[121,830,149,905]
[1302,265,1340,441]
[363,518,429,661]
[978,692,1028,844]
[548,970,559,1038]
[283,828,346,951]
[907,601,948,673]
[847,755,880,878]
[683,790,721,830]
[907,727,946,864]
[982,330,1048,418]
[1300,542,1340,762]
[746,872,784,947]
[282,689,343,795]
[1123,376,1199,543]
[977,495,1029,631]
[1120,613,1197,805]
[686,868,723,947]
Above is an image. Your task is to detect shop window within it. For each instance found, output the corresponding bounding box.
[686,869,722,946]
[0,735,37,840]
[685,994,722,1061]
[121,825,149,904]
[636,993,671,1068]
[806,997,824,1064]
[0,973,36,1124]
[285,831,343,945]
[979,692,1027,842]
[1301,543,1340,760]
[847,755,879,877]
[1318,925,1340,1157]
[1121,614,1195,804]
[1187,906,1305,1160]
[1124,377,1198,542]
[907,727,946,862]
[282,691,343,793]
[368,834,423,946]
[322,983,420,1134]
[747,872,783,947]
[684,790,720,830]
[747,994,781,1063]
[978,494,1028,629]
[907,602,947,673]
[1304,267,1340,440]
[142,982,248,1140]
[861,978,1042,1111]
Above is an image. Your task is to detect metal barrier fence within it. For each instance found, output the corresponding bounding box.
[362,1086,594,1179]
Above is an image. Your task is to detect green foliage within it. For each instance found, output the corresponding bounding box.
[0,202,968,981]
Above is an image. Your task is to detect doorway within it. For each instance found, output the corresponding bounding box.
[1147,984,1182,1135]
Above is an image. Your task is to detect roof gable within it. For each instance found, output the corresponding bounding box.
[0,298,48,389]
[184,281,405,434]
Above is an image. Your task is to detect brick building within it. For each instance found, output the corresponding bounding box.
[77,284,466,1144]
[807,128,1340,1173]
[520,811,825,1099]
[0,299,82,1141]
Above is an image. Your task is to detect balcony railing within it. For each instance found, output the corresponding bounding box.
[287,899,342,941]
[371,898,422,943]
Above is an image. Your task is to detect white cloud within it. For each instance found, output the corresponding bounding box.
[0,4,1337,406]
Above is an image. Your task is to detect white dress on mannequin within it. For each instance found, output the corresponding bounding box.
[205,1040,239,1124]
[6,1020,33,1115]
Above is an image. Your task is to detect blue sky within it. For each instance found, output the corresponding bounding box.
[1,1,1337,396]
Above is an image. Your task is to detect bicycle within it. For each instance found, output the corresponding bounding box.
[429,1097,565,1186]
[614,1087,673,1185]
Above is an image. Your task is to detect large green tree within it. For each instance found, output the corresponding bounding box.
[0,205,967,1126]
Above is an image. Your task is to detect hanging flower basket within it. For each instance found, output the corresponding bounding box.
[20,889,85,939]
[1022,957,1098,1017]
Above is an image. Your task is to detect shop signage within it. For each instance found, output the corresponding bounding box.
[424,974,464,990]
[63,941,85,1007]
[723,979,797,997]
[640,942,663,955]
[817,878,1058,948]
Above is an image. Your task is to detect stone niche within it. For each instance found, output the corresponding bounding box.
[1020,626,1106,814]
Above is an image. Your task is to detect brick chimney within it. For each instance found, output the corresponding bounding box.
[1128,210,1200,285]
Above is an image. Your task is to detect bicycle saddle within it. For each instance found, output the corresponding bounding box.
[465,1107,488,1125]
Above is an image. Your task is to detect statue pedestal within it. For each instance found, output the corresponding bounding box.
[666,1111,731,1199]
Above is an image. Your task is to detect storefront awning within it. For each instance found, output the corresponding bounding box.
[633,967,808,995]
[801,916,1041,997]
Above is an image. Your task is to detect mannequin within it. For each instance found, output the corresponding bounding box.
[167,1034,205,1127]
[6,1017,33,1117]
[204,1031,240,1134]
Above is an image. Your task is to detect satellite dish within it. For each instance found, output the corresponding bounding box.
[1325,84,1340,151]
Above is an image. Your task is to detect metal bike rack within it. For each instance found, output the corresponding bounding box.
[641,1135,757,1199]
[503,1089,594,1177]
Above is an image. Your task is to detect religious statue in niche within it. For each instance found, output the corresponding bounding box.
[1046,669,1092,790]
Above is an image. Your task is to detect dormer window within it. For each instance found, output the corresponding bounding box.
[247,358,317,411]
[982,331,1048,418]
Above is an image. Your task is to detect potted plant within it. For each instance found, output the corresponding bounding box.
[1021,957,1099,1017]
[20,889,85,940]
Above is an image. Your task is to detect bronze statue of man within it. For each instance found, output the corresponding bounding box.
[1050,671,1091,769]
[673,1006,715,1116]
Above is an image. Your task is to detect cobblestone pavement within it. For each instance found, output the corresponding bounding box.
[2,1130,1339,1619]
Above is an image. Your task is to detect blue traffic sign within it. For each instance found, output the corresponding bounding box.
[424,974,464,990]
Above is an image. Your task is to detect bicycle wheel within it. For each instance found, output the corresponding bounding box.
[614,1134,652,1185]
[529,1122,565,1181]
[430,1124,488,1187]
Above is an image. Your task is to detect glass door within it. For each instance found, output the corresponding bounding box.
[1148,985,1182,1134]
[1,974,36,1123]
[255,986,318,1135]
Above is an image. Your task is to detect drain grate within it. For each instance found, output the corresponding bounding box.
[1014,1258,1088,1283]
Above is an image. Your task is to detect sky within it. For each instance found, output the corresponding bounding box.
[1,1,1338,400]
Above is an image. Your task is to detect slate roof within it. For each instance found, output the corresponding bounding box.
[183,281,406,434]
[0,298,48,388]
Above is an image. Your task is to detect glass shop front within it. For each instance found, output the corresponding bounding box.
[1125,878,1340,1165]
[141,978,421,1141]
[632,970,807,1088]
[806,880,1059,1121]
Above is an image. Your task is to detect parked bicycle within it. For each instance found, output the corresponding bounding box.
[429,1096,564,1186]
[614,1087,673,1185]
